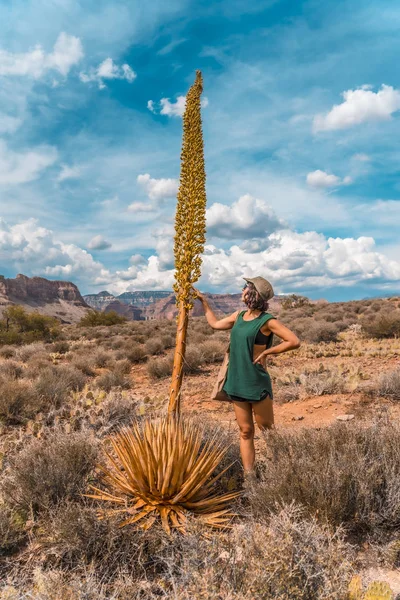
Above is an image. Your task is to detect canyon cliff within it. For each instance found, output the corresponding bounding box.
[0,274,91,324]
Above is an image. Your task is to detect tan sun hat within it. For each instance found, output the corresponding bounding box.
[243,276,274,301]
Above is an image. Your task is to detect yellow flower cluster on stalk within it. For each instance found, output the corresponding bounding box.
[173,70,207,311]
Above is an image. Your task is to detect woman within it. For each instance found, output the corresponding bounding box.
[193,276,300,475]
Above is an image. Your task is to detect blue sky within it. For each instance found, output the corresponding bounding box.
[0,0,400,301]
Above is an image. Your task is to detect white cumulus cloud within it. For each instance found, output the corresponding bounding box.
[306,170,352,188]
[206,194,286,239]
[0,140,57,185]
[0,113,22,134]
[0,32,83,79]
[147,95,209,117]
[137,173,178,201]
[57,164,81,182]
[87,235,112,250]
[79,58,136,89]
[313,85,400,132]
[0,218,112,285]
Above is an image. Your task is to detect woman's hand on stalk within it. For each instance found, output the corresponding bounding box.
[191,286,205,302]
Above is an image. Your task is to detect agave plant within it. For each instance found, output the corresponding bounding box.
[86,415,240,534]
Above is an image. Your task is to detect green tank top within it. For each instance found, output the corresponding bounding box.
[223,311,276,401]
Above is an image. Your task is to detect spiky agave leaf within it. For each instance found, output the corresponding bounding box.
[85,415,240,534]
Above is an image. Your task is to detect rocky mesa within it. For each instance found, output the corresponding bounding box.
[0,274,91,324]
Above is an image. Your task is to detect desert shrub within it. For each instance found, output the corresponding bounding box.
[39,502,167,579]
[187,331,208,345]
[281,294,311,310]
[113,358,131,375]
[34,365,87,408]
[14,342,47,362]
[97,392,138,433]
[93,350,112,368]
[144,339,165,356]
[302,322,340,343]
[198,339,226,363]
[361,310,400,338]
[22,353,53,378]
[4,432,98,514]
[0,378,39,424]
[50,340,70,354]
[238,504,352,600]
[147,355,174,379]
[300,367,346,396]
[109,337,125,350]
[0,345,16,358]
[276,383,302,403]
[377,368,400,400]
[131,333,146,344]
[0,360,23,380]
[125,344,146,363]
[33,502,351,599]
[250,420,400,532]
[0,504,26,556]
[161,334,175,349]
[183,347,203,373]
[78,310,127,327]
[70,356,96,376]
[96,369,131,392]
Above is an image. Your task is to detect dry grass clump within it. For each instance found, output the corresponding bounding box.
[250,420,400,532]
[50,340,70,354]
[124,344,146,363]
[18,503,351,600]
[361,308,400,339]
[302,321,342,343]
[14,342,47,363]
[144,339,165,356]
[237,504,352,600]
[95,364,131,392]
[198,339,226,363]
[0,346,16,359]
[93,349,113,368]
[300,366,347,396]
[113,358,132,375]
[0,360,23,380]
[377,367,400,401]
[22,352,53,378]
[147,346,203,379]
[70,355,96,376]
[3,432,98,514]
[0,504,26,556]
[182,346,203,373]
[147,355,174,379]
[97,392,138,434]
[0,377,39,424]
[161,334,175,349]
[33,365,87,408]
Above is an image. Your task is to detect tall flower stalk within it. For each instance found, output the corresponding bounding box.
[169,70,207,414]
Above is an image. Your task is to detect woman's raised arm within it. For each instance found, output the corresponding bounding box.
[192,287,240,330]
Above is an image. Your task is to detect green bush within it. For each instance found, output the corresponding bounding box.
[78,310,127,327]
[0,305,60,345]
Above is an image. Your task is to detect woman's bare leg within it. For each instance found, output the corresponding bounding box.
[232,401,255,472]
[253,396,274,431]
